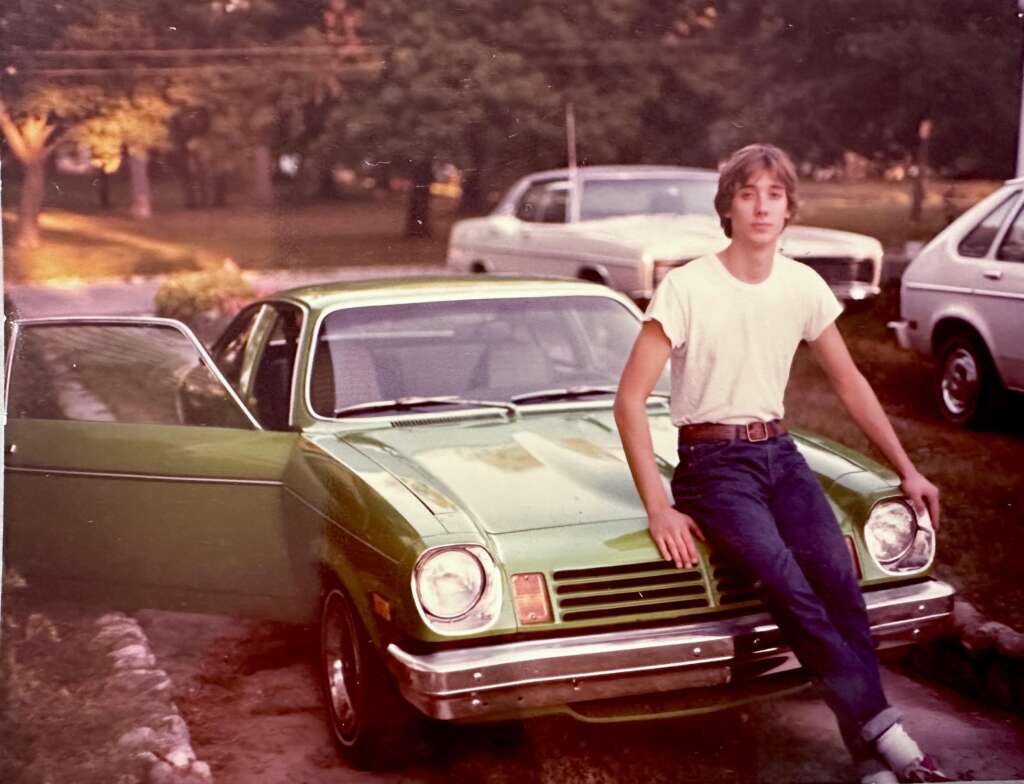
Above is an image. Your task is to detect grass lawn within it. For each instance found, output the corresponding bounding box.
[2,172,457,284]
[1,171,1003,284]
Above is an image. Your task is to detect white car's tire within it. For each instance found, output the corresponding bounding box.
[934,334,1001,427]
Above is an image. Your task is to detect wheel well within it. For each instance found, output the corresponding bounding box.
[931,318,987,358]
[470,261,488,273]
[577,267,608,285]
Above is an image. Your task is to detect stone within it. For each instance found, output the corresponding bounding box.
[118,726,157,750]
[111,644,157,670]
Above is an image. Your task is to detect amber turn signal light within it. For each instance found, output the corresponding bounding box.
[511,572,553,625]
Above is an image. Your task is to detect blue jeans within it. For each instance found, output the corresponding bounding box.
[671,433,901,760]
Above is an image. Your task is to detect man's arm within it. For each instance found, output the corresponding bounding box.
[808,323,941,528]
[614,321,705,567]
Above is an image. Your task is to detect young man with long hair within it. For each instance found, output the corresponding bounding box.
[614,143,949,783]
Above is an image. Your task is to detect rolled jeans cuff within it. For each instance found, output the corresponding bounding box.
[860,706,903,744]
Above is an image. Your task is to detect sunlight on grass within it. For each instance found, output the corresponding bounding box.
[3,192,456,283]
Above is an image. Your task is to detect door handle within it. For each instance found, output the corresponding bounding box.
[982,269,1003,280]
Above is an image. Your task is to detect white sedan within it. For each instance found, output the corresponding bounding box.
[447,165,884,305]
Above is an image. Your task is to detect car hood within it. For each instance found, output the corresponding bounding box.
[328,409,883,535]
[565,214,881,260]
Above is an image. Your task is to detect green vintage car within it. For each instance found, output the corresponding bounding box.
[3,276,953,769]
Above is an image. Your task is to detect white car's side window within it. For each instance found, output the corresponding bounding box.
[515,180,567,222]
[957,193,1018,259]
[7,322,255,429]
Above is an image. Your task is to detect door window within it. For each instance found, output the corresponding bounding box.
[249,304,304,429]
[7,321,255,428]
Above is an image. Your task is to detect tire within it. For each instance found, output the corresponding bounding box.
[934,334,1001,427]
[318,583,420,769]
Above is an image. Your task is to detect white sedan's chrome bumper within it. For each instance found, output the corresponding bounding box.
[387,580,954,720]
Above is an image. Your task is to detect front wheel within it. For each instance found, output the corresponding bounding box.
[934,334,1001,426]
[319,584,419,769]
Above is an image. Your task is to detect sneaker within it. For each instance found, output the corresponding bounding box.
[897,754,952,783]
[874,723,951,782]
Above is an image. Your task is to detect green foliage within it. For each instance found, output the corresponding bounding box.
[708,0,1022,175]
[153,262,254,325]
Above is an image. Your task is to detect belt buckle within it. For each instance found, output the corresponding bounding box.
[745,421,769,442]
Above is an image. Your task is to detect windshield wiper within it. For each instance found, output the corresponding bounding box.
[334,395,519,418]
[510,386,670,405]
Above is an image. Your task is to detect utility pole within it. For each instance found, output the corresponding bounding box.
[1018,1,1024,176]
[566,102,581,222]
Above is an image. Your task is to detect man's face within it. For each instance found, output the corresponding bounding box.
[726,167,790,246]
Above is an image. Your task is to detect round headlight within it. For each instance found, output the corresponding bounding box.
[415,548,485,620]
[864,500,918,565]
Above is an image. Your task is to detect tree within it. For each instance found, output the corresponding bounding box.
[343,1,715,236]
[0,1,100,247]
[708,0,1022,177]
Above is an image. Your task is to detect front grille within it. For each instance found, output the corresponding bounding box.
[797,256,875,284]
[552,560,710,623]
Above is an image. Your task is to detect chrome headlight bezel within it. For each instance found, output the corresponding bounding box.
[863,498,936,576]
[411,545,502,635]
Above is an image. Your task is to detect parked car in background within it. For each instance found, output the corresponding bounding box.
[447,165,884,306]
[5,277,952,770]
[890,177,1024,426]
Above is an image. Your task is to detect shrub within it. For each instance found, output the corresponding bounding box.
[154,260,253,323]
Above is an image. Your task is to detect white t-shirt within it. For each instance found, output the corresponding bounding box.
[644,253,843,426]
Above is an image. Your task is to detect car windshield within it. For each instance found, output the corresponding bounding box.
[579,177,718,221]
[309,295,670,417]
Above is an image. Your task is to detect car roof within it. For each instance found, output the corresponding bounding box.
[269,274,619,311]
[523,164,719,182]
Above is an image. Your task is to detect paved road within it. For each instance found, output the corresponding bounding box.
[138,610,1024,784]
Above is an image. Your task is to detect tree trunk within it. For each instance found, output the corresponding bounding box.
[404,158,433,238]
[97,168,112,210]
[129,151,153,219]
[458,125,487,216]
[15,156,45,249]
[251,144,274,205]
[910,119,931,224]
[213,172,229,207]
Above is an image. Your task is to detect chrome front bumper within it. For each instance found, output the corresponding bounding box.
[387,580,954,721]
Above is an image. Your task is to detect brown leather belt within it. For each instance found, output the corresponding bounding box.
[678,419,787,443]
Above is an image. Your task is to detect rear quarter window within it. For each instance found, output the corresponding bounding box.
[957,192,1019,258]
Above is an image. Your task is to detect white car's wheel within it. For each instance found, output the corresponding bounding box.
[934,334,1000,426]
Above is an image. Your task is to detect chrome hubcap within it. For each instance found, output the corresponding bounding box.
[322,590,359,743]
[940,347,979,416]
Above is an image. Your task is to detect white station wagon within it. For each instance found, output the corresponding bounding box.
[890,177,1024,425]
[447,165,884,306]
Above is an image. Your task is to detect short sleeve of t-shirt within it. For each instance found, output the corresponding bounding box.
[802,272,844,341]
[643,276,686,348]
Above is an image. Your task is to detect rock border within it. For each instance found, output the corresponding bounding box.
[90,612,213,784]
[903,598,1024,712]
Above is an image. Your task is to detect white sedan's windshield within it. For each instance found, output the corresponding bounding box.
[580,178,718,221]
[310,296,669,417]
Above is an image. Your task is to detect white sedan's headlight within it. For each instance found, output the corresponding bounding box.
[864,499,935,574]
[413,546,502,634]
